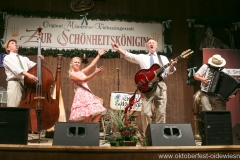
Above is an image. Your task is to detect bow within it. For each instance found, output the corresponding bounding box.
[232,22,240,30]
[187,67,197,78]
[162,20,172,29]
[187,19,195,28]
[0,11,7,20]
[80,13,88,25]
[164,44,172,54]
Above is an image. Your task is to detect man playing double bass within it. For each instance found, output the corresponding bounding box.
[111,37,177,135]
[3,39,44,107]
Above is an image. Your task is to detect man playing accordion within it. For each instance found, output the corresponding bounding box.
[194,54,235,111]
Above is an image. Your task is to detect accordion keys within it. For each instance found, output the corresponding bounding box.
[201,67,240,101]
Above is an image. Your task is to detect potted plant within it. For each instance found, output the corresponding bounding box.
[102,109,147,146]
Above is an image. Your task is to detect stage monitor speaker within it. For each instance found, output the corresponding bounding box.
[146,123,195,146]
[201,111,233,145]
[52,122,100,146]
[232,122,240,145]
[0,107,29,145]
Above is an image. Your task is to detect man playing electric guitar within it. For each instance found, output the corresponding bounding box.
[111,37,177,135]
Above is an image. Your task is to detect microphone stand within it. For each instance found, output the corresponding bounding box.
[109,68,120,135]
[117,68,120,91]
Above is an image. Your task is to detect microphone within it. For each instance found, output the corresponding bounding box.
[116,68,120,71]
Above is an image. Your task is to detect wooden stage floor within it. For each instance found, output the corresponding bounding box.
[0,133,240,160]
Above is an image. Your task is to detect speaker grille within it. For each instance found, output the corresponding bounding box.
[146,123,195,146]
[0,107,29,144]
[232,123,240,145]
[53,122,100,146]
[201,111,233,145]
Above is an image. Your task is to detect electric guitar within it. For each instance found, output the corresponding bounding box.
[135,49,194,94]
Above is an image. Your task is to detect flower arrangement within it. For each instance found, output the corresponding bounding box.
[102,90,148,146]
[103,109,147,146]
[119,121,138,141]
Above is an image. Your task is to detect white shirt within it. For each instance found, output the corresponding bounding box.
[3,52,36,81]
[124,51,176,78]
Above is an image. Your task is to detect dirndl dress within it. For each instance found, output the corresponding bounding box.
[69,71,106,121]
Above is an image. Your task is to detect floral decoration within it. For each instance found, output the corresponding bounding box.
[103,109,147,146]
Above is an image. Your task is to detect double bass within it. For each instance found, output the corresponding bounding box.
[19,27,61,133]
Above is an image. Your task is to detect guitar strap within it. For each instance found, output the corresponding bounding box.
[156,54,165,82]
[157,54,163,67]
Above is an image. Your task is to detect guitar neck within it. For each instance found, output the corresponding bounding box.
[156,55,182,74]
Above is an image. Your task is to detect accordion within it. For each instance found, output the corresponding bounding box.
[201,67,240,101]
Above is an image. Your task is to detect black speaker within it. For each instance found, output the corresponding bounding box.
[146,123,195,146]
[52,122,100,146]
[232,122,240,145]
[201,111,233,145]
[0,107,29,145]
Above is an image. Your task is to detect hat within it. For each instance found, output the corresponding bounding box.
[4,39,17,53]
[208,54,226,67]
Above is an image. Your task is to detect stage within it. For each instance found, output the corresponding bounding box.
[0,133,240,160]
[1,144,240,160]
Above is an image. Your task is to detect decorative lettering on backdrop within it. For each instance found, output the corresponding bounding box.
[4,15,164,51]
[225,69,240,76]
[70,0,94,12]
